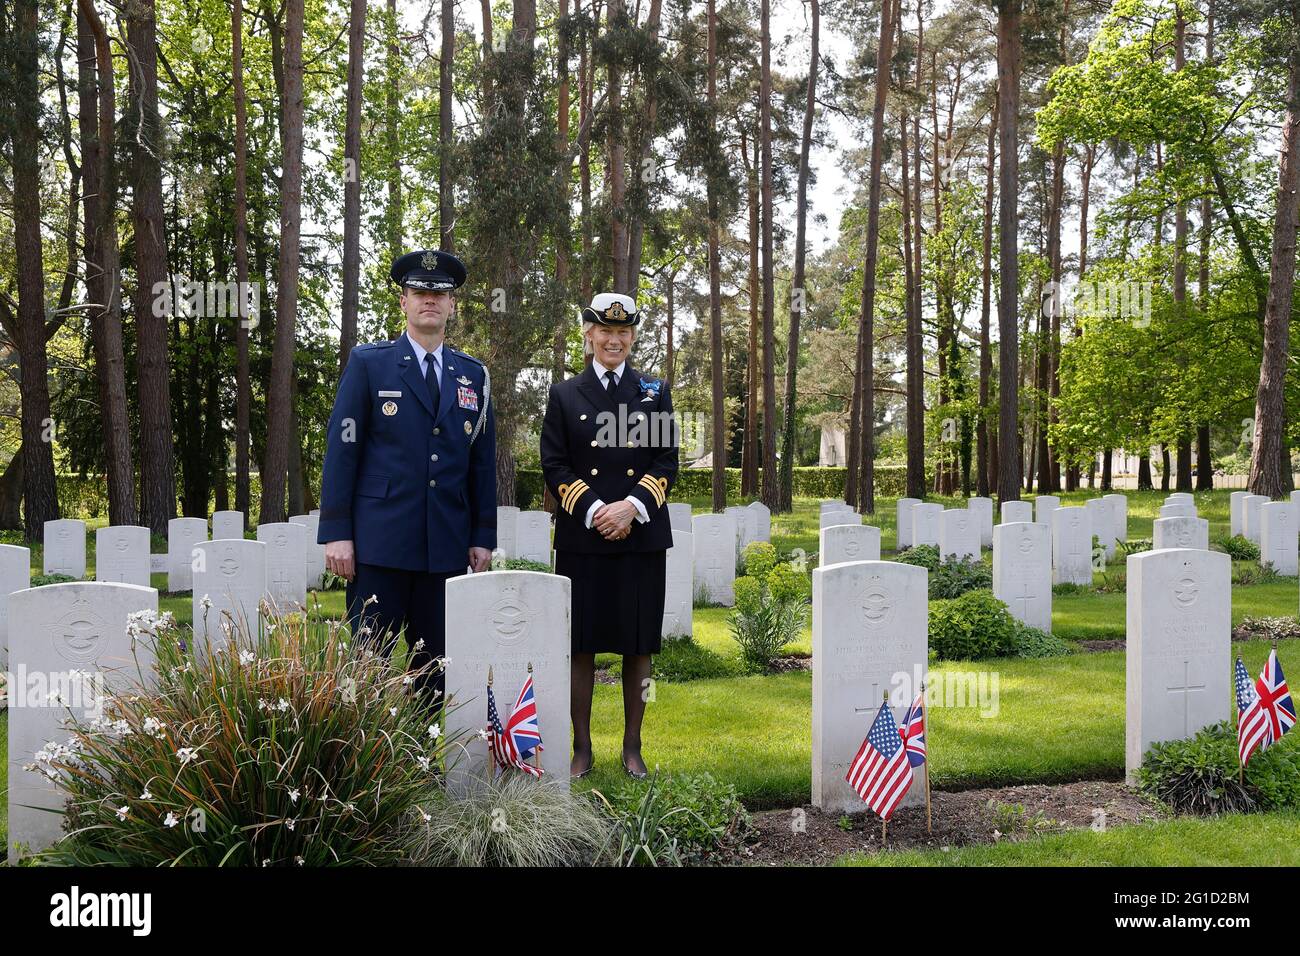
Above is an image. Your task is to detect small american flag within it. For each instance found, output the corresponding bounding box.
[1255,649,1295,747]
[846,700,914,820]
[900,691,927,769]
[486,681,512,772]
[1236,657,1267,767]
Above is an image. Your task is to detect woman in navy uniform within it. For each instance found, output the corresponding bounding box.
[541,293,678,778]
[318,249,496,708]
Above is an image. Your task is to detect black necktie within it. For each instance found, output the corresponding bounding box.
[604,370,617,396]
[425,352,441,410]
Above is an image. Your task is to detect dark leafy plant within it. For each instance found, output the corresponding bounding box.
[1216,534,1260,562]
[609,636,737,682]
[1008,623,1073,658]
[928,589,1019,660]
[597,770,750,865]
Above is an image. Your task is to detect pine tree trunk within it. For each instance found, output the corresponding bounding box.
[996,0,1021,501]
[340,0,366,369]
[233,0,253,514]
[742,131,759,499]
[607,0,629,292]
[707,0,725,511]
[759,0,779,510]
[440,0,456,250]
[977,86,996,499]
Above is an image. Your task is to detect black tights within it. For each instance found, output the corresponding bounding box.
[571,652,652,775]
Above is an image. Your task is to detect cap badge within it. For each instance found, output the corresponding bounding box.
[382,401,398,416]
[421,250,439,270]
[607,301,627,322]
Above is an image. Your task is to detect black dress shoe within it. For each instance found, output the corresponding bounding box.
[622,758,647,780]
[571,757,594,779]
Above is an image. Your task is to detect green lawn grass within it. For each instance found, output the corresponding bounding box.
[838,810,1300,866]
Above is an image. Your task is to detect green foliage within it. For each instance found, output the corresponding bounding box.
[609,637,737,682]
[33,608,447,866]
[30,573,77,587]
[741,541,778,577]
[1217,534,1261,562]
[598,770,750,865]
[729,566,810,673]
[929,556,994,600]
[1008,624,1074,659]
[415,774,613,867]
[1119,539,1152,556]
[1138,721,1300,816]
[928,590,1020,661]
[896,544,940,571]
[497,557,553,573]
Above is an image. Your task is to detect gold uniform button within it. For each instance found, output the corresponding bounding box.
[627,469,634,476]
[590,439,598,447]
[626,442,635,448]
[590,468,598,476]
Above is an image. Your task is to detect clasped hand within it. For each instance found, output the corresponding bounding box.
[593,500,636,541]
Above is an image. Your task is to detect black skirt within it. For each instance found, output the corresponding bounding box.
[556,549,666,655]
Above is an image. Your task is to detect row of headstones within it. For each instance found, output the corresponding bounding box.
[7,538,1232,855]
[1228,491,1300,576]
[40,512,326,593]
[808,547,1231,811]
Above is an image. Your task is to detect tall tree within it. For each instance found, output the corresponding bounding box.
[127,0,176,533]
[340,0,366,369]
[741,129,759,497]
[260,0,306,524]
[608,0,629,291]
[78,0,135,526]
[779,0,820,512]
[758,0,779,510]
[7,0,60,539]
[977,87,997,498]
[995,0,1021,501]
[851,0,894,515]
[441,0,456,249]
[233,0,253,513]
[1248,2,1300,499]
[707,0,725,511]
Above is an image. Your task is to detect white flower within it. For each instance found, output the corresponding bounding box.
[476,729,491,741]
[295,856,305,866]
[47,690,67,706]
[116,806,129,821]
[143,716,166,738]
[420,809,432,823]
[176,747,198,765]
[140,789,153,801]
[258,698,270,711]
[163,812,180,828]
[285,818,296,831]
[289,788,300,804]
[417,755,431,772]
[201,594,213,609]
[114,719,132,735]
[413,639,425,651]
[239,649,255,666]
[427,724,441,741]
[389,707,398,718]
[276,698,290,712]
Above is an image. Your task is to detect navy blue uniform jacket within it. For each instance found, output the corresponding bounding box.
[540,363,678,554]
[317,336,497,572]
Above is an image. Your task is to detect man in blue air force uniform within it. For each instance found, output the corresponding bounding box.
[318,249,496,704]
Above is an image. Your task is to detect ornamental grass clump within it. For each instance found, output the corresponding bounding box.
[33,602,456,866]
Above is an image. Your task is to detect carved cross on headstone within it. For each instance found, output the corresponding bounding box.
[272,568,291,593]
[1015,578,1036,619]
[1165,658,1207,736]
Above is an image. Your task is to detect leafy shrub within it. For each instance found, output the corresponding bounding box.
[928,589,1019,660]
[1216,534,1260,562]
[1119,539,1152,556]
[1052,581,1089,596]
[728,577,809,673]
[33,606,451,866]
[896,544,940,572]
[929,556,993,600]
[597,770,751,865]
[1137,720,1300,816]
[1008,623,1073,658]
[1233,563,1281,587]
[30,573,77,587]
[496,557,552,573]
[609,637,737,682]
[415,773,613,866]
[741,541,778,577]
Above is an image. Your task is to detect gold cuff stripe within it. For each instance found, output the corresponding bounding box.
[562,480,590,514]
[637,474,666,507]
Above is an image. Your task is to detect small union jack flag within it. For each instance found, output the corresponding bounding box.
[899,691,927,769]
[1255,649,1295,747]
[504,672,544,778]
[846,699,913,821]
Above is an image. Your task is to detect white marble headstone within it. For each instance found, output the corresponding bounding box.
[812,560,928,814]
[1105,494,1128,546]
[895,498,920,549]
[1034,495,1060,526]
[747,501,772,543]
[819,524,882,566]
[42,519,86,579]
[1242,495,1268,544]
[1159,503,1197,520]
[1229,491,1248,537]
[692,513,737,606]
[495,505,520,560]
[1259,501,1298,575]
[939,509,980,562]
[1125,548,1230,782]
[668,503,693,534]
[911,503,942,548]
[444,571,571,793]
[257,522,307,610]
[1085,498,1115,560]
[967,497,993,548]
[1052,507,1093,585]
[820,507,858,531]
[0,543,31,670]
[167,517,208,592]
[515,511,552,566]
[288,513,325,588]
[95,525,151,587]
[7,581,158,860]
[1153,516,1209,551]
[191,539,267,650]
[1000,501,1033,525]
[212,510,245,541]
[993,521,1052,632]
[662,529,694,639]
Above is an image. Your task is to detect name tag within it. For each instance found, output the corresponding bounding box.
[378,390,402,398]
[457,386,479,411]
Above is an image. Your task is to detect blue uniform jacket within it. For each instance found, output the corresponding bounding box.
[317,336,497,572]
